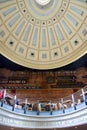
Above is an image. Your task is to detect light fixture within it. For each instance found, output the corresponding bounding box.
[35,0,50,5]
[11,128,14,130]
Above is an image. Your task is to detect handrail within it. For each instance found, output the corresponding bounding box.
[0,85,87,115]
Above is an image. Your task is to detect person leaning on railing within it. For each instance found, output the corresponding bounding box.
[0,90,4,100]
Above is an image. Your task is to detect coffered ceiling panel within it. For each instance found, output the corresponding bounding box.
[0,0,87,69]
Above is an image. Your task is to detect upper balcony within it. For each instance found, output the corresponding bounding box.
[0,86,87,129]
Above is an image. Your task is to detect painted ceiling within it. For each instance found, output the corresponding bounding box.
[0,0,87,70]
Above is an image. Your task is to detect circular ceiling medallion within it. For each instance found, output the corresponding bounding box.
[35,0,51,5]
[0,0,87,70]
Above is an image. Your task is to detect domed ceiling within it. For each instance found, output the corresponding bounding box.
[0,0,87,69]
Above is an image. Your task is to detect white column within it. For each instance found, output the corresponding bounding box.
[82,88,85,101]
[61,98,65,113]
[72,94,76,110]
[3,89,6,98]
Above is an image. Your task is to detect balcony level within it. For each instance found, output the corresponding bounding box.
[0,86,87,129]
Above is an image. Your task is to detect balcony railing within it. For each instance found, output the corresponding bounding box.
[0,86,87,129]
[0,85,87,115]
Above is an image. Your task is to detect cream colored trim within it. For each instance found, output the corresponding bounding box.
[0,106,87,129]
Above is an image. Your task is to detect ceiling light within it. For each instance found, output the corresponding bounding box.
[11,128,14,130]
[35,0,50,5]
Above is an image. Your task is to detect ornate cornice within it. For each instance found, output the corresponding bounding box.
[0,106,87,129]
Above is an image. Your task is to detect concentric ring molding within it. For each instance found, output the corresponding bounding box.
[0,0,87,70]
